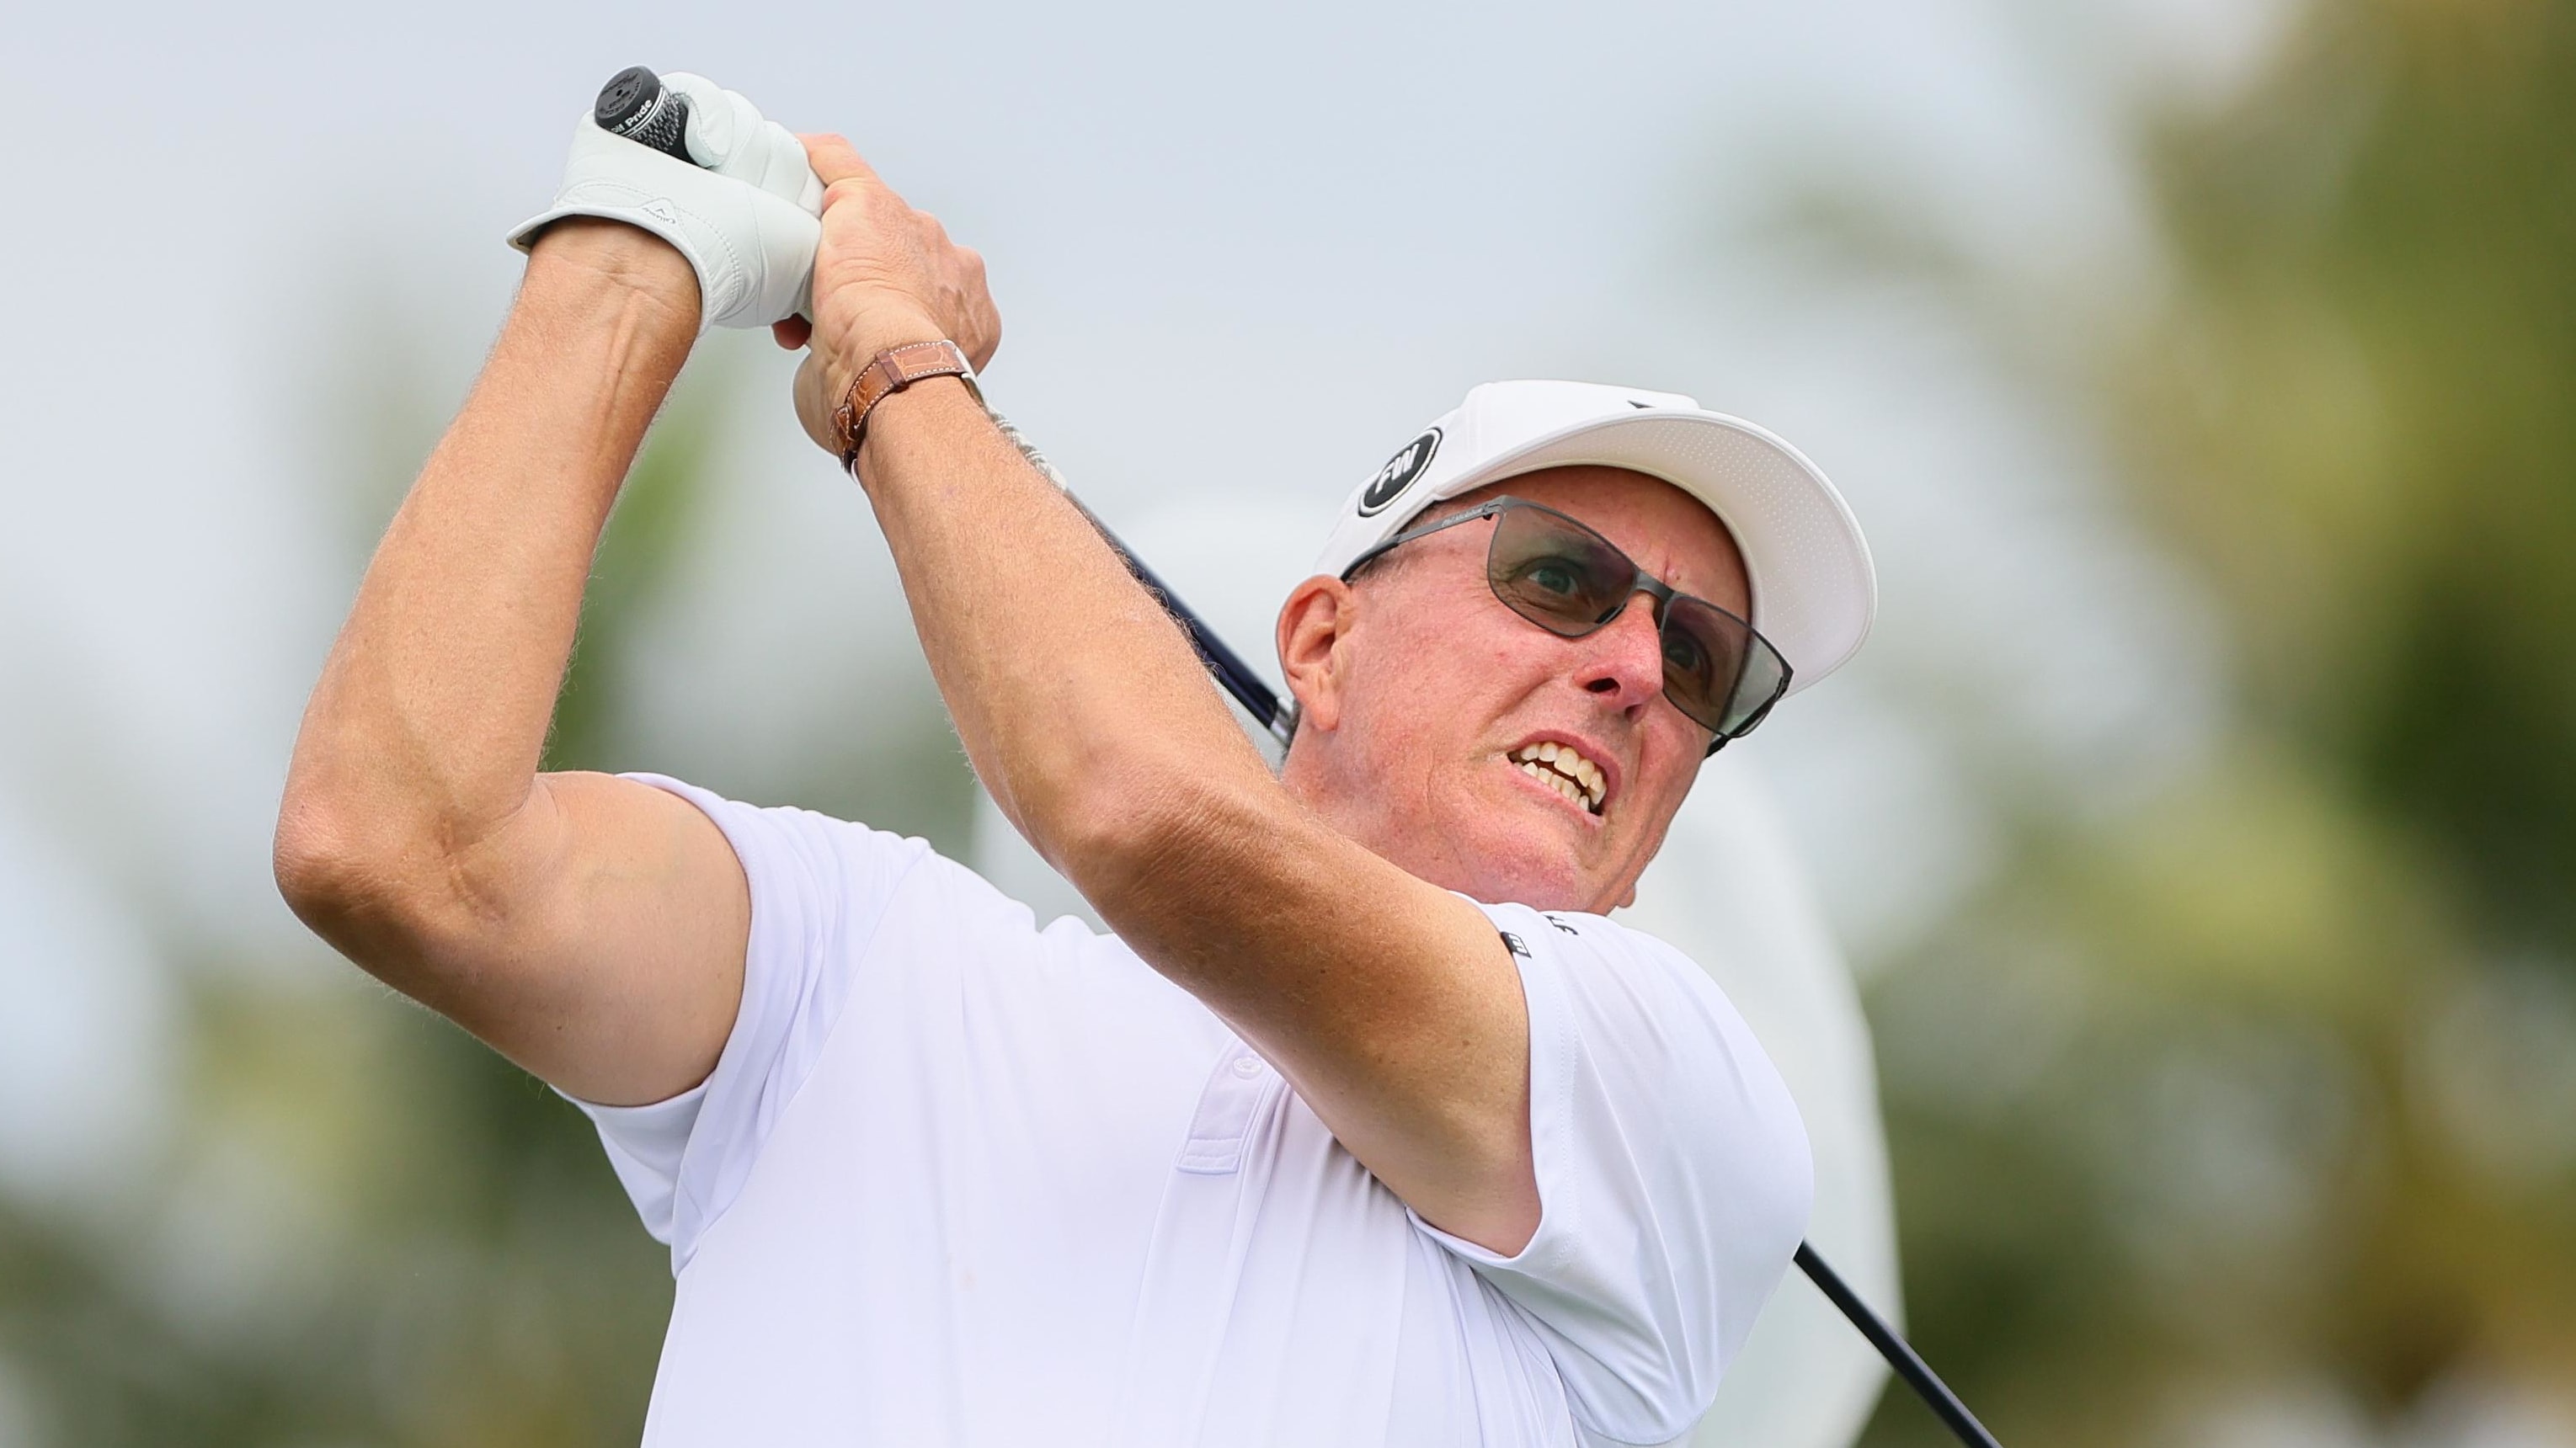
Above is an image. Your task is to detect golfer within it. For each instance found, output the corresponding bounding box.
[275,74,1877,1447]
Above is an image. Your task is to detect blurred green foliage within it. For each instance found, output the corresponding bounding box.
[6,976,676,1446]
[1853,1,2576,1442]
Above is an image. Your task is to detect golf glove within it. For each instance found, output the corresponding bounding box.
[509,72,827,332]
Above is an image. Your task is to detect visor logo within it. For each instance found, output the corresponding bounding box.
[1358,429,1442,516]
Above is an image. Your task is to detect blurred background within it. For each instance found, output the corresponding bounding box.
[7,0,2574,1444]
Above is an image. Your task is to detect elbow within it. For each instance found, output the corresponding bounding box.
[1040,759,1251,917]
[271,782,481,978]
[273,789,408,940]
[1047,769,1187,885]
[274,791,367,917]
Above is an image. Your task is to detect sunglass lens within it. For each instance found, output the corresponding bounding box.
[1486,507,1633,634]
[1483,502,1790,746]
[1663,596,1788,736]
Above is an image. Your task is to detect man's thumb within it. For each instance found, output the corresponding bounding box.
[798,134,883,191]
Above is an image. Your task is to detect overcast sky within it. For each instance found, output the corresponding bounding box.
[2,0,2288,1198]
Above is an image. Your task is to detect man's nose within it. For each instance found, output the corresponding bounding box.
[1574,594,1667,711]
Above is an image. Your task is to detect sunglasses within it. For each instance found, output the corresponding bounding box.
[1341,497,1792,756]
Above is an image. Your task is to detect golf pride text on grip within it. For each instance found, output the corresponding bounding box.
[596,66,691,160]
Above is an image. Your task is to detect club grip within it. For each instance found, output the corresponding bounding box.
[595,66,692,162]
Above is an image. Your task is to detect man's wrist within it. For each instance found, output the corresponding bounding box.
[524,218,701,326]
[851,372,983,488]
[830,338,979,471]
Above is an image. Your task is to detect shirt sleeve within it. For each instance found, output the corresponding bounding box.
[563,774,934,1273]
[1412,903,1815,1448]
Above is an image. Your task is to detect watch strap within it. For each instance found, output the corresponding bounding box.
[834,339,982,471]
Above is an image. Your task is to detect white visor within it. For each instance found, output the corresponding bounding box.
[1310,380,1877,695]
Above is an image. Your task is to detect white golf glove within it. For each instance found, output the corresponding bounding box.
[509,72,827,332]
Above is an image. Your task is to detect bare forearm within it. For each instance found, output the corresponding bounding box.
[854,381,1271,856]
[282,224,698,865]
[856,384,1528,1236]
[794,132,1532,1248]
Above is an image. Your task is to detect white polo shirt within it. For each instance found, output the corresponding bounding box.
[575,776,1812,1448]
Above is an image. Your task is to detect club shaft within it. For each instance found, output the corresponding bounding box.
[1795,1243,2003,1448]
[982,407,1294,747]
[1093,519,1295,748]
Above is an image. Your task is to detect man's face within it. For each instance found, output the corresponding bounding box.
[1277,466,1751,913]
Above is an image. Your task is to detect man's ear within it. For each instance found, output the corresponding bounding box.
[1277,575,1356,736]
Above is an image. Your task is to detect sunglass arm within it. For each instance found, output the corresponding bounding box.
[1795,1242,2003,1448]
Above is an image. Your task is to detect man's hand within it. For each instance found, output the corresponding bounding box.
[781,135,1002,456]
[512,72,824,333]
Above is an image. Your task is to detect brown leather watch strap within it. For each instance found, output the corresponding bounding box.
[834,340,983,472]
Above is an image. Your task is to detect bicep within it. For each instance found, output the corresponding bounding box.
[398,770,749,1106]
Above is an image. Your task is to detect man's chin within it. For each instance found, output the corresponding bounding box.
[1445,816,1601,912]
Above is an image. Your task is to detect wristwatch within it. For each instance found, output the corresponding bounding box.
[835,340,982,471]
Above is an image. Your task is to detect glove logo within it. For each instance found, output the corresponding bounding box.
[1358,429,1442,516]
[644,200,680,225]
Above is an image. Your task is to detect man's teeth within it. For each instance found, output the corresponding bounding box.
[1511,742,1606,814]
